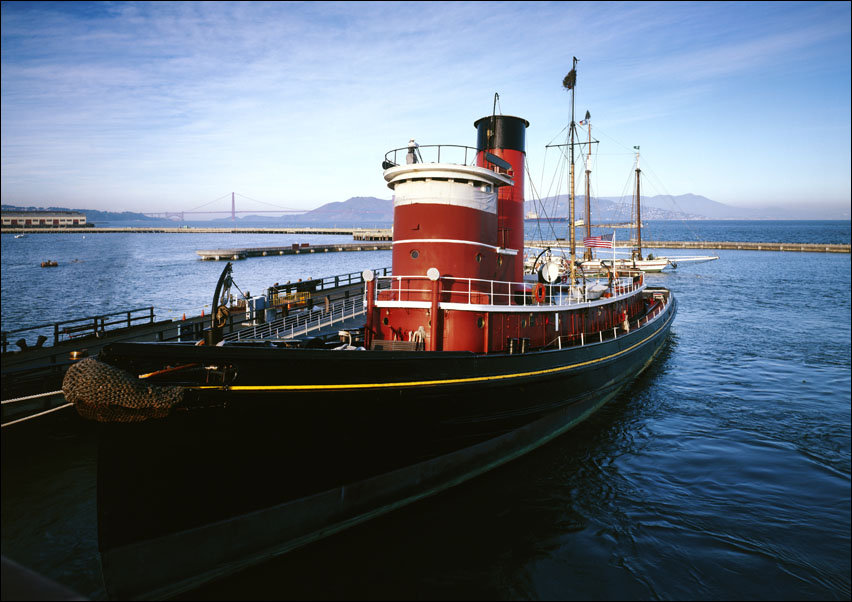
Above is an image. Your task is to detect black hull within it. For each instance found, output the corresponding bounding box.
[94,295,676,599]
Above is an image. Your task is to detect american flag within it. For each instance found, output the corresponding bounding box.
[583,233,614,248]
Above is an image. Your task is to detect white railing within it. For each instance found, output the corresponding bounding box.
[554,291,669,349]
[373,272,644,309]
[224,296,365,342]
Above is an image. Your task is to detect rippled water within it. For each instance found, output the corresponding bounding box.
[1,232,390,331]
[1,223,850,600]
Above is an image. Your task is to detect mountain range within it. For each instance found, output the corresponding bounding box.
[3,193,848,225]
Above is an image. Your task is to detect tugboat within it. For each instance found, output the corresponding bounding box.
[64,66,676,600]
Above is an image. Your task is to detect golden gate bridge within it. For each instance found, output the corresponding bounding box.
[143,192,307,221]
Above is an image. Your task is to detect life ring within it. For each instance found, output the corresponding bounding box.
[533,283,546,303]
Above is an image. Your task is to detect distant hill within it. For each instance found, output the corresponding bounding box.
[1,204,159,223]
[525,195,705,222]
[5,192,848,227]
[524,193,851,221]
[208,196,393,226]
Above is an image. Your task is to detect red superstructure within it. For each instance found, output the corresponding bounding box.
[365,115,649,355]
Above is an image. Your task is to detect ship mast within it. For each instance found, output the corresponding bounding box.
[633,146,642,261]
[563,57,579,283]
[583,110,592,262]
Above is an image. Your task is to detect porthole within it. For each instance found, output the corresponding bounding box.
[475,253,482,263]
[477,317,484,328]
[410,249,420,259]
[383,317,389,325]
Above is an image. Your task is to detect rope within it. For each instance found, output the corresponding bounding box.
[1,403,73,428]
[62,357,186,423]
[1,390,64,405]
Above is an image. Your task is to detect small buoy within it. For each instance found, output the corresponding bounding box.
[201,309,205,317]
[182,313,186,321]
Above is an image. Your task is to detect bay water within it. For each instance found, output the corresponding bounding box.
[1,220,849,600]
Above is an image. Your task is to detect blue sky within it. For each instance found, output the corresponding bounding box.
[1,1,850,217]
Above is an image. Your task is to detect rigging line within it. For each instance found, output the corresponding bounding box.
[590,124,638,155]
[525,156,564,248]
[638,160,707,243]
[607,161,635,228]
[523,156,547,244]
[524,156,554,243]
[543,147,568,238]
[535,146,557,218]
[544,143,567,204]
[530,147,566,247]
[545,124,570,148]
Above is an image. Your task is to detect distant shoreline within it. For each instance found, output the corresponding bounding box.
[1,226,377,235]
[2,227,848,253]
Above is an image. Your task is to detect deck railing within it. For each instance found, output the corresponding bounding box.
[374,271,644,308]
[383,144,482,168]
[0,307,156,353]
[224,296,365,342]
[552,293,668,350]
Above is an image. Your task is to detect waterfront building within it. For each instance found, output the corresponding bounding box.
[1,210,88,228]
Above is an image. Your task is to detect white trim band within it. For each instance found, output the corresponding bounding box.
[394,239,518,256]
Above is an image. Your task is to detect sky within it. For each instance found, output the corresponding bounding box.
[1,1,850,217]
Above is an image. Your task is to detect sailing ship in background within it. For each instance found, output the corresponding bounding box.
[525,105,718,275]
[579,146,718,273]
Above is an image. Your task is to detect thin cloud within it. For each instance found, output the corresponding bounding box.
[1,1,849,211]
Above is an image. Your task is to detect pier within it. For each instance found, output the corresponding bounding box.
[2,226,386,235]
[199,238,849,260]
[4,226,847,253]
[196,241,392,260]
